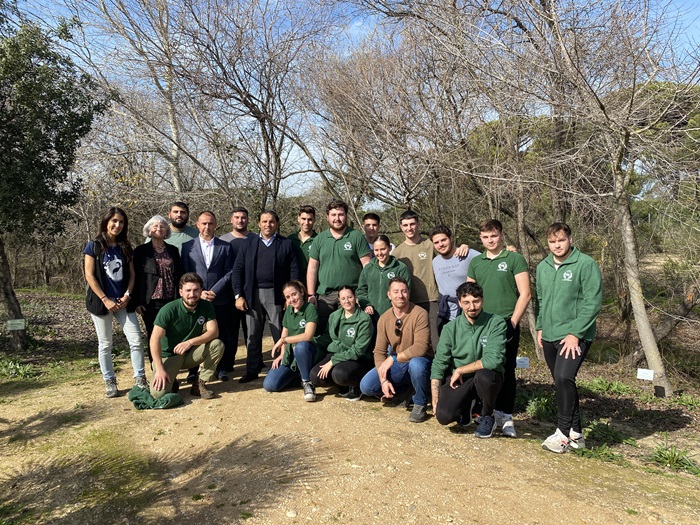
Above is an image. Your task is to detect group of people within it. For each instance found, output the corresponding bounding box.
[83,200,602,453]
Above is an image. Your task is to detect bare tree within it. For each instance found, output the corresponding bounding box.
[348,0,700,395]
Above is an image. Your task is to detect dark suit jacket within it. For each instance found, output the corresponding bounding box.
[232,234,300,307]
[181,237,234,306]
[133,242,183,307]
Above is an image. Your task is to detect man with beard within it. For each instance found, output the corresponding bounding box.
[307,199,371,332]
[233,211,300,383]
[163,201,199,253]
[149,272,223,400]
[431,282,506,438]
[219,206,256,380]
[359,277,433,423]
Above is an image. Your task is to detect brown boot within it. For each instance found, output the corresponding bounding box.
[196,378,214,399]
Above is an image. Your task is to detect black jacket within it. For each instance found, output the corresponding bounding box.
[133,242,183,308]
[232,234,300,307]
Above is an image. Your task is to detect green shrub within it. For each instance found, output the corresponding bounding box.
[585,420,637,447]
[525,391,557,421]
[579,377,639,396]
[0,355,38,379]
[648,434,700,475]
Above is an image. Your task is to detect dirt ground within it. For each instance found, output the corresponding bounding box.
[1,292,699,524]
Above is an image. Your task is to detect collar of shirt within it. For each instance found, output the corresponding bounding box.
[259,232,277,247]
[199,236,215,267]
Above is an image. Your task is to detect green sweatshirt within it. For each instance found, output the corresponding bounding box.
[431,311,507,380]
[326,307,374,365]
[356,256,411,317]
[535,247,602,342]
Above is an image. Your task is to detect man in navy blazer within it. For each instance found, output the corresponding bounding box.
[233,210,300,383]
[181,211,236,382]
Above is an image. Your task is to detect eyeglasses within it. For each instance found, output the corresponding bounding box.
[394,318,403,336]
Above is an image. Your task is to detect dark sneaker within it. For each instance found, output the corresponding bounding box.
[345,386,362,402]
[303,381,316,402]
[408,404,427,423]
[195,379,214,400]
[336,386,351,397]
[474,415,496,438]
[134,376,149,389]
[239,372,259,384]
[456,399,477,427]
[190,379,200,397]
[186,372,197,384]
[105,378,118,398]
[217,370,229,382]
[455,413,472,428]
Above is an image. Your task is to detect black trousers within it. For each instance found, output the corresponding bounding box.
[217,306,248,373]
[495,320,520,414]
[543,339,590,434]
[435,368,503,426]
[309,353,374,388]
[142,299,170,363]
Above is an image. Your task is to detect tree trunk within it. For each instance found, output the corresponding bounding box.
[515,181,544,361]
[0,234,27,351]
[616,196,673,397]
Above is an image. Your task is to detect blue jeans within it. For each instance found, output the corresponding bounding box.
[359,356,432,406]
[263,341,317,392]
[90,310,145,381]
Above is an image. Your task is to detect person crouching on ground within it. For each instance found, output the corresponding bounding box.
[149,272,224,400]
[431,282,506,438]
[359,277,433,423]
[310,286,375,401]
[263,280,329,401]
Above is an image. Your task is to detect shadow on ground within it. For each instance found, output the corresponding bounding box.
[0,430,325,524]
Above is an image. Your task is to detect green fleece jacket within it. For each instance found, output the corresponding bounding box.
[431,311,507,380]
[535,247,602,342]
[356,256,411,316]
[127,386,183,409]
[326,307,374,365]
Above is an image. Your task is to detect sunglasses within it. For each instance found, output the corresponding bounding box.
[395,318,403,336]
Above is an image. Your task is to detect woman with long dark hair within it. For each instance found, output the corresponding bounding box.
[83,207,146,398]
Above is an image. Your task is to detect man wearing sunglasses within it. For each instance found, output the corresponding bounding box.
[359,277,433,422]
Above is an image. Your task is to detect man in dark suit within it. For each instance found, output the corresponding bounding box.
[233,210,300,383]
[181,211,235,383]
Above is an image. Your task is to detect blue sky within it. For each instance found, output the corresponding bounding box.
[675,0,700,42]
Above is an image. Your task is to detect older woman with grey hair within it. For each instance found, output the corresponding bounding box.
[133,215,183,362]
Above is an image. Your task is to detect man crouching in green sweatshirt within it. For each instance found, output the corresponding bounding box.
[431,282,506,438]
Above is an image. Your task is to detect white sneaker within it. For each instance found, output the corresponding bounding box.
[569,429,586,450]
[542,428,570,454]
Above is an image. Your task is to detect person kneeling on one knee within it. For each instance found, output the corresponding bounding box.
[150,272,224,400]
[431,282,506,439]
[358,277,433,423]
